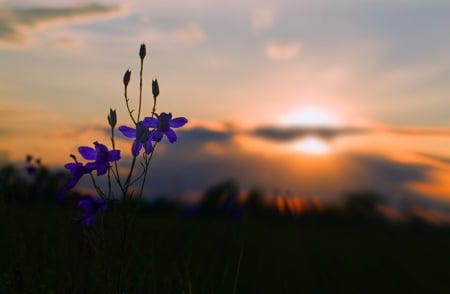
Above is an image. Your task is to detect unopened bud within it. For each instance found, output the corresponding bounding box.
[123,69,131,88]
[139,43,146,60]
[152,79,159,98]
[108,108,117,128]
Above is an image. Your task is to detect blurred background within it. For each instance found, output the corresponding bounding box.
[1,0,450,222]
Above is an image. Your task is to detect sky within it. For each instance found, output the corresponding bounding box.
[1,0,450,221]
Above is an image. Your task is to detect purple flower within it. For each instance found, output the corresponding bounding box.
[144,112,187,143]
[64,161,94,189]
[25,165,37,175]
[118,121,154,156]
[74,195,107,227]
[78,142,121,175]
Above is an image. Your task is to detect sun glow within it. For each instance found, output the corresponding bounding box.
[280,106,339,127]
[289,136,330,155]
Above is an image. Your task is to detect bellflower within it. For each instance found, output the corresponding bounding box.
[74,195,107,227]
[118,121,154,156]
[144,112,187,143]
[78,142,121,176]
[64,160,94,189]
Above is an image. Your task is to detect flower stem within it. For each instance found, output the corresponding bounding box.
[137,58,144,122]
[124,88,137,125]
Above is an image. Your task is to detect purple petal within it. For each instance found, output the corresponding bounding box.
[135,122,150,142]
[143,117,158,128]
[85,162,97,171]
[144,140,154,154]
[65,162,88,189]
[65,178,79,190]
[78,146,97,160]
[150,130,163,142]
[118,125,136,138]
[132,141,143,156]
[84,216,94,227]
[94,142,108,153]
[96,161,109,175]
[107,150,121,162]
[64,162,77,171]
[170,117,188,128]
[78,197,94,210]
[165,129,177,143]
[160,112,172,120]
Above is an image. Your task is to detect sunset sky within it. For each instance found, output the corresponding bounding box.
[1,0,450,217]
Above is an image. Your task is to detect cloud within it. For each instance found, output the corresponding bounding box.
[177,127,234,143]
[0,3,123,47]
[250,124,450,143]
[266,40,301,60]
[389,127,450,137]
[417,153,450,165]
[251,125,368,142]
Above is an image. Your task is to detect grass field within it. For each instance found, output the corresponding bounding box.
[2,197,450,293]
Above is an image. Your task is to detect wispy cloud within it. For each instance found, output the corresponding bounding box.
[250,125,450,143]
[266,40,301,60]
[0,3,123,47]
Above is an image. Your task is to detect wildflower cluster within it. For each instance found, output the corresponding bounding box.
[64,43,187,226]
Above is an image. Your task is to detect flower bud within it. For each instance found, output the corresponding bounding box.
[139,43,146,60]
[152,79,159,98]
[108,108,117,128]
[123,69,131,88]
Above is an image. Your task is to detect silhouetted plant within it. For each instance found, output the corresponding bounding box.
[62,43,188,292]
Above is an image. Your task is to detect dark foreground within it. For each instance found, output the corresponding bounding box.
[1,200,450,294]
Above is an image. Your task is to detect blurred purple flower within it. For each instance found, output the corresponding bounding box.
[64,161,94,189]
[78,142,120,175]
[143,112,187,143]
[74,195,107,227]
[118,121,154,156]
[25,165,37,175]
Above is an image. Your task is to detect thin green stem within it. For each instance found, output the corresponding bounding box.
[124,88,137,125]
[89,173,106,200]
[110,127,124,194]
[123,155,137,199]
[138,143,157,198]
[137,59,144,122]
[107,168,112,200]
[152,96,157,117]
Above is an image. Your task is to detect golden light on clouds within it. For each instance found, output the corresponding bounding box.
[288,136,331,155]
